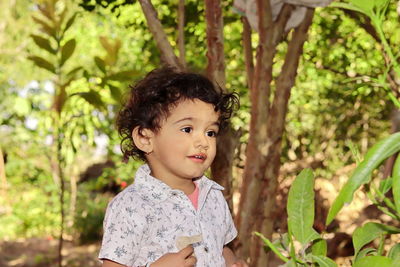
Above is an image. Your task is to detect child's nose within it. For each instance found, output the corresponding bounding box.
[194,133,209,150]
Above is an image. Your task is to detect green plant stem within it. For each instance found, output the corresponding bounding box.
[254,232,289,263]
[377,234,386,256]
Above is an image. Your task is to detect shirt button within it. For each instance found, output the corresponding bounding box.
[204,246,209,253]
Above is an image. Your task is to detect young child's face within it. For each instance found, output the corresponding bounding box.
[147,99,219,184]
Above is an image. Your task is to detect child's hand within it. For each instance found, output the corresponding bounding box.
[231,259,249,267]
[150,246,196,267]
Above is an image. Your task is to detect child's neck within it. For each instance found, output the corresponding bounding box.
[149,171,196,195]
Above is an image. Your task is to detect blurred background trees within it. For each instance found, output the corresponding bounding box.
[0,0,399,266]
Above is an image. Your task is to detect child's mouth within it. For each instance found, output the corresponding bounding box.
[188,153,207,162]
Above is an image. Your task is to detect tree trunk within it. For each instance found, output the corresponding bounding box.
[235,2,291,262]
[204,0,238,210]
[254,9,315,266]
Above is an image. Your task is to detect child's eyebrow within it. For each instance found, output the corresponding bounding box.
[173,117,220,127]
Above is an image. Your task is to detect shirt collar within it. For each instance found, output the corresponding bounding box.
[134,164,224,204]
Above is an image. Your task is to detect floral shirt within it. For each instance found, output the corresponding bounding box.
[99,164,237,267]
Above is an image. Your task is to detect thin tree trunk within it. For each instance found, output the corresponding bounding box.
[235,3,292,262]
[178,0,186,68]
[254,9,315,266]
[242,16,254,88]
[204,0,239,211]
[139,0,183,70]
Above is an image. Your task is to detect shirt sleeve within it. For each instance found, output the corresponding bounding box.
[223,197,238,245]
[99,194,145,266]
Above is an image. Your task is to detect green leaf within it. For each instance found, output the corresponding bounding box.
[353,256,392,267]
[311,255,337,267]
[28,56,56,74]
[66,66,83,80]
[349,0,373,13]
[99,36,113,54]
[393,155,400,213]
[329,2,369,16]
[94,56,106,73]
[311,239,327,256]
[355,247,377,262]
[74,91,104,110]
[287,169,320,245]
[60,39,76,67]
[64,13,77,33]
[326,133,400,225]
[31,34,55,54]
[32,16,56,39]
[353,222,400,256]
[109,85,122,103]
[379,177,392,195]
[107,70,138,81]
[388,243,400,261]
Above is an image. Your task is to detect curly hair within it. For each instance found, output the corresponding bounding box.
[117,67,239,162]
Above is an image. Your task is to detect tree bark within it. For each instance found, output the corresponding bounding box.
[204,0,239,210]
[235,3,292,262]
[242,16,254,88]
[178,0,186,68]
[254,9,315,266]
[139,0,183,70]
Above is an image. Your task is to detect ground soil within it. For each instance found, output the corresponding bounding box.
[0,238,101,267]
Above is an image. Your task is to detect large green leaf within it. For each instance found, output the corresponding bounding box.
[311,239,327,256]
[60,39,76,67]
[31,34,55,54]
[393,155,400,213]
[388,243,400,261]
[28,56,56,74]
[348,0,373,13]
[326,133,400,224]
[353,256,393,267]
[329,2,369,16]
[353,222,400,256]
[311,255,337,267]
[287,169,320,245]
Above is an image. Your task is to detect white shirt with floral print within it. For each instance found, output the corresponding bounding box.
[99,164,237,267]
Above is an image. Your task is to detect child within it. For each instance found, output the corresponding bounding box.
[99,67,247,267]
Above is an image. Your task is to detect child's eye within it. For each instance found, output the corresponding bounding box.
[206,130,218,137]
[181,127,192,133]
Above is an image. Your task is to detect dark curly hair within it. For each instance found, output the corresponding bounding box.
[117,67,239,162]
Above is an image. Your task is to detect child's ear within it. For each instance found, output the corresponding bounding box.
[132,127,154,154]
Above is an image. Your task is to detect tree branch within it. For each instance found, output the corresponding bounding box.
[139,0,183,70]
[178,0,186,68]
[205,0,226,88]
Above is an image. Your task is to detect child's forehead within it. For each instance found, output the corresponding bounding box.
[166,99,220,119]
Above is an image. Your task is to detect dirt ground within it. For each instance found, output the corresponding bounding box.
[0,238,101,267]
